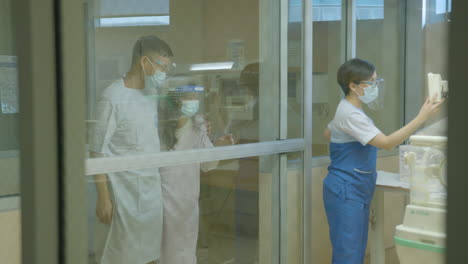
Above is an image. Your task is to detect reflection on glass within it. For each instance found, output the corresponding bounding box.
[311,0,344,156]
[223,63,260,144]
[85,0,299,263]
[85,0,303,157]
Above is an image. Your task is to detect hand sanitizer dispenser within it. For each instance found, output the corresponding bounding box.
[427,73,449,101]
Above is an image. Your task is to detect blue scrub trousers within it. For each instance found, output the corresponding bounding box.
[323,183,370,264]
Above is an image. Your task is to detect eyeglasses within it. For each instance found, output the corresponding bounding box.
[360,78,384,86]
[154,59,176,73]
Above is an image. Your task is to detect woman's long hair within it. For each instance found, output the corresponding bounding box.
[157,95,180,151]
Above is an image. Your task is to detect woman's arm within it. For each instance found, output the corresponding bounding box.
[369,96,445,150]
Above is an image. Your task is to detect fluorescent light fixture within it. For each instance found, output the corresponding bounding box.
[190,62,234,71]
[422,0,427,27]
[99,16,170,27]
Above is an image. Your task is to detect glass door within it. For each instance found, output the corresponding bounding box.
[58,0,308,263]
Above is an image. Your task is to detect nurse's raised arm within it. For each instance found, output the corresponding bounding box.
[368,95,445,150]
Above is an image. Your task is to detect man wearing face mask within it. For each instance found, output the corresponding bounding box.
[90,35,173,264]
[322,58,445,264]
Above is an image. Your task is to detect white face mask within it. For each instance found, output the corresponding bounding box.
[181,100,199,117]
[355,83,379,104]
[147,71,166,87]
[143,58,167,93]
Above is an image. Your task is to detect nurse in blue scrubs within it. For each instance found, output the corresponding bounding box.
[323,58,445,264]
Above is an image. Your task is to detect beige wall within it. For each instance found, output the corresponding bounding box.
[94,0,205,65]
[202,0,259,63]
[0,209,21,264]
[92,0,205,97]
[93,0,260,93]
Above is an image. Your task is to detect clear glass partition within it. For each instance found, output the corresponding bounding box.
[85,0,306,154]
[83,0,305,263]
[356,0,406,136]
[5,0,458,263]
[87,154,280,263]
[310,0,344,157]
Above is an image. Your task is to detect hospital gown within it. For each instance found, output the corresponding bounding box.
[159,116,218,264]
[90,79,163,264]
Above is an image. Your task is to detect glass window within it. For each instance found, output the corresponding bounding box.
[311,0,344,156]
[288,0,304,139]
[356,0,405,141]
[85,0,301,159]
[357,0,384,20]
[435,0,452,14]
[425,0,451,25]
[83,0,304,263]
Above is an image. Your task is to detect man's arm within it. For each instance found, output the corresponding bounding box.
[92,152,113,225]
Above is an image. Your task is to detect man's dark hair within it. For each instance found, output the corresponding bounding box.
[131,35,173,66]
[337,58,375,95]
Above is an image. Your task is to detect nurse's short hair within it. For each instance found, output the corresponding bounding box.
[131,35,173,66]
[337,58,375,95]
